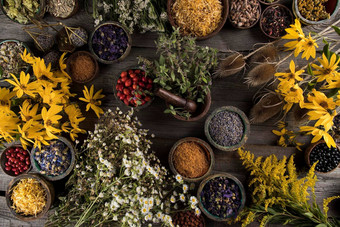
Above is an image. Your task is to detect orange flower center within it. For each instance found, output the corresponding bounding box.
[46,119,52,126]
[319,101,328,109]
[307,41,314,47]
[323,68,332,74]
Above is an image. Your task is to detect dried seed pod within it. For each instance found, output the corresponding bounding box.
[249,44,278,64]
[250,93,283,124]
[214,53,245,78]
[245,63,276,87]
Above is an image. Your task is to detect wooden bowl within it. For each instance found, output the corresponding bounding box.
[205,106,250,151]
[258,0,280,5]
[169,137,214,182]
[197,173,246,221]
[66,51,99,83]
[172,210,206,226]
[48,0,79,19]
[1,145,32,177]
[6,173,54,221]
[114,67,154,111]
[89,21,132,64]
[170,92,212,122]
[30,137,75,181]
[293,0,340,25]
[167,0,229,40]
[229,0,261,29]
[0,0,46,24]
[260,4,293,39]
[305,140,340,174]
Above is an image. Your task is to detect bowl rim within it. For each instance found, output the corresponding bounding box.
[168,137,215,182]
[258,0,280,5]
[197,173,246,221]
[66,50,99,83]
[204,106,250,151]
[113,66,154,111]
[228,0,261,29]
[0,0,46,24]
[305,140,340,174]
[293,0,340,25]
[88,21,132,64]
[172,210,206,226]
[1,145,32,177]
[5,173,54,221]
[260,4,294,39]
[167,0,229,40]
[30,136,75,181]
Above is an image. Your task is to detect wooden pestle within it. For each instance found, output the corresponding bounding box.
[154,88,197,113]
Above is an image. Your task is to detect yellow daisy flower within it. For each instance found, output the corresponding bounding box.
[299,126,336,148]
[301,34,318,60]
[5,72,36,98]
[59,52,71,79]
[41,105,63,139]
[19,100,41,122]
[39,85,65,106]
[322,79,340,89]
[65,104,86,141]
[0,111,19,142]
[312,53,340,83]
[275,60,304,82]
[17,119,36,150]
[79,85,105,118]
[0,87,15,113]
[282,19,306,57]
[20,48,35,64]
[277,83,304,113]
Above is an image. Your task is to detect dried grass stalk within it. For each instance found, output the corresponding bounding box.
[249,44,278,64]
[245,63,276,87]
[214,53,245,78]
[250,93,283,124]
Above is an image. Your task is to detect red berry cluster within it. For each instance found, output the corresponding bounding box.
[4,147,30,175]
[116,69,152,107]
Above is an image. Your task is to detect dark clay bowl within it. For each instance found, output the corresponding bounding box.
[305,140,340,174]
[167,0,229,40]
[169,137,215,182]
[228,0,261,29]
[1,145,32,177]
[66,51,99,83]
[6,173,54,221]
[260,4,293,39]
[197,173,246,221]
[89,21,132,64]
[204,106,250,151]
[48,0,79,19]
[30,137,75,181]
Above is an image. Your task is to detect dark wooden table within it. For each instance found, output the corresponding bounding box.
[0,1,339,226]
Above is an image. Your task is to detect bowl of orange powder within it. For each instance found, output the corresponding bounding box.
[66,51,99,83]
[169,137,214,182]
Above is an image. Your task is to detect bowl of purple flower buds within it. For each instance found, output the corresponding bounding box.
[197,173,246,221]
[30,137,75,181]
[89,21,132,64]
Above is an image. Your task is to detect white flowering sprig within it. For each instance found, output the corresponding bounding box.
[47,108,197,227]
[91,0,168,33]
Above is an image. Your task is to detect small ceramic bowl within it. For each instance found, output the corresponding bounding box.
[167,0,229,40]
[6,173,54,221]
[169,137,214,182]
[0,0,46,24]
[66,51,99,83]
[205,106,250,151]
[47,0,79,19]
[114,68,154,111]
[172,210,206,226]
[89,21,132,64]
[258,0,280,5]
[30,137,75,181]
[197,173,246,221]
[260,4,293,39]
[1,145,32,177]
[229,0,261,29]
[170,93,212,122]
[293,0,340,25]
[305,140,340,174]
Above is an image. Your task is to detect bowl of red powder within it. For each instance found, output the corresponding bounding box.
[169,137,214,182]
[66,51,99,83]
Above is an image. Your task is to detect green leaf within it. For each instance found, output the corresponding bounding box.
[0,66,3,78]
[307,64,314,76]
[197,98,203,103]
[322,38,329,45]
[164,109,172,114]
[170,71,175,81]
[315,224,327,227]
[323,43,330,59]
[303,212,314,218]
[332,26,340,36]
[202,77,207,83]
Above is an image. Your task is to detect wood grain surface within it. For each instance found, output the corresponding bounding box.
[0,0,339,226]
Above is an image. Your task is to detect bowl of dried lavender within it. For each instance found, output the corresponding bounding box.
[89,21,132,64]
[30,137,75,181]
[204,106,250,152]
[197,173,246,221]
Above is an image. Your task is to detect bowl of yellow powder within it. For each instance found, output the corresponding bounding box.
[169,137,215,182]
[167,0,229,40]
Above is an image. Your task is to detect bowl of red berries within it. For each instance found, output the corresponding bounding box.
[1,145,31,177]
[114,68,153,110]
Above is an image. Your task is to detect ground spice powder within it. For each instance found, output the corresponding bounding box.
[70,55,95,82]
[173,142,209,178]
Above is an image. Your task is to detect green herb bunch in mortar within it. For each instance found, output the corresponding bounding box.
[139,29,218,119]
[47,108,199,227]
